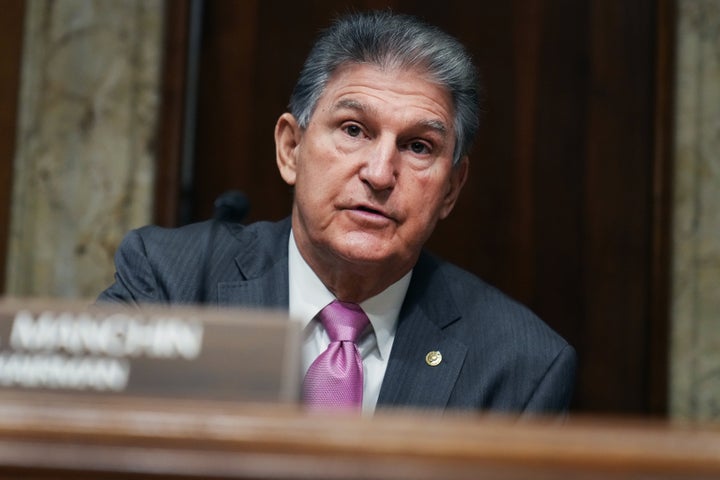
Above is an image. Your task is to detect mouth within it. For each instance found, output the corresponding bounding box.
[346,204,396,223]
[355,205,384,215]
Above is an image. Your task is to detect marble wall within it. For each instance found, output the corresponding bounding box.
[5,0,163,299]
[671,0,720,421]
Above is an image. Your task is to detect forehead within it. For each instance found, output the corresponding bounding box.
[315,63,455,127]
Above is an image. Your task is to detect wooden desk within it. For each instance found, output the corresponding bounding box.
[0,393,717,479]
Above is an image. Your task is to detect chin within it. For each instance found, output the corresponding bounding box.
[323,230,414,269]
[333,244,410,271]
[338,248,392,264]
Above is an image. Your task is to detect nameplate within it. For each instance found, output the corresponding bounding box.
[0,298,301,403]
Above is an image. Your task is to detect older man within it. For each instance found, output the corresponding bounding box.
[99,11,576,414]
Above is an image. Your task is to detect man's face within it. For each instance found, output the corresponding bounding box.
[276,63,468,281]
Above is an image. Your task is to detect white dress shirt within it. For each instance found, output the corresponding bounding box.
[287,231,412,413]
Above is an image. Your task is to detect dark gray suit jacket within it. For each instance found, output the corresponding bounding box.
[98,217,576,414]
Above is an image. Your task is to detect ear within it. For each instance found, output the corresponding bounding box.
[439,156,469,220]
[275,112,302,186]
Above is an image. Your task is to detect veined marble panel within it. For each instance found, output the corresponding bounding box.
[671,0,720,421]
[6,0,163,299]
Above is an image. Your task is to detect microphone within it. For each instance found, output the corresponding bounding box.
[213,190,250,223]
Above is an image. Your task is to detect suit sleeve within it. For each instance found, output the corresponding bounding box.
[522,343,577,414]
[96,229,165,305]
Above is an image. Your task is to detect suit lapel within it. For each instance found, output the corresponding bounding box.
[217,219,291,309]
[377,253,467,409]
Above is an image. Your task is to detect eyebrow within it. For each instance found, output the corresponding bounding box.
[333,98,449,138]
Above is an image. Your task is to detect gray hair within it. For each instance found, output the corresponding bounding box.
[288,10,481,165]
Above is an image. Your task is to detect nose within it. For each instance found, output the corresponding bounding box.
[359,137,397,191]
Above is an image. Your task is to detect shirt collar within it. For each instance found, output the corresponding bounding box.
[287,230,411,360]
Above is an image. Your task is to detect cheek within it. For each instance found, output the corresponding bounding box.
[397,185,444,236]
[294,160,341,208]
[411,172,450,209]
[297,138,337,176]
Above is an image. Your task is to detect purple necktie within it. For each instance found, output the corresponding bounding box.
[303,300,370,409]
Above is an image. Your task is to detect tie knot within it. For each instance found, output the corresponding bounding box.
[318,300,370,342]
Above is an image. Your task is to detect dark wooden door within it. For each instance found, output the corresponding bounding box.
[156,0,675,415]
[0,0,26,294]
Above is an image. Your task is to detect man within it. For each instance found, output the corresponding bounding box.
[99,11,576,414]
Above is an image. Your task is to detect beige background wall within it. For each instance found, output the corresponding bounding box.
[670,0,720,421]
[3,0,720,420]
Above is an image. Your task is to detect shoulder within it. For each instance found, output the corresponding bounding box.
[122,217,290,256]
[414,251,572,358]
[413,251,530,317]
[99,218,291,304]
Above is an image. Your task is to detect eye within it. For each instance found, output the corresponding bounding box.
[343,123,363,137]
[409,141,431,155]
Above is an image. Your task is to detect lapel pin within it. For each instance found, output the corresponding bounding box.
[425,350,442,366]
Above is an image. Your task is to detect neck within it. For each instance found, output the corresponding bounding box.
[296,244,413,303]
[321,270,400,304]
[318,258,411,303]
